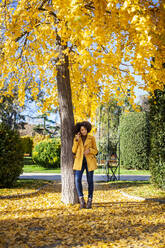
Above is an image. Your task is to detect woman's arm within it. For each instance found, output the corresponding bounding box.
[89,136,98,155]
[72,137,79,154]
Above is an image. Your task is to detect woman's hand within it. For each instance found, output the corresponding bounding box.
[84,148,90,155]
[75,132,81,141]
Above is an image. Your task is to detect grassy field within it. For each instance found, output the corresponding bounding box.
[23,164,150,175]
[23,165,61,173]
[23,156,150,175]
[108,181,165,199]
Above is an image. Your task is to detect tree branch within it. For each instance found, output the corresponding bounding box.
[15,31,28,42]
[38,0,49,10]
[112,66,128,73]
[120,63,132,67]
[84,2,111,15]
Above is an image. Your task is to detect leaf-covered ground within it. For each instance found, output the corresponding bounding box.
[0,182,164,248]
[0,180,49,197]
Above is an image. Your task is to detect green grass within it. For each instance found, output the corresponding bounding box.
[23,164,150,175]
[108,181,165,199]
[23,156,150,175]
[95,166,150,175]
[23,165,61,173]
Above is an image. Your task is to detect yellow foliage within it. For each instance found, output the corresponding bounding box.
[0,0,164,122]
[32,134,50,147]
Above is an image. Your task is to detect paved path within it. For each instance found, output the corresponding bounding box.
[19,173,150,181]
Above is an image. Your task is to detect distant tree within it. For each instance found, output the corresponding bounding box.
[0,95,25,129]
[33,112,60,137]
[138,95,150,112]
[96,99,122,160]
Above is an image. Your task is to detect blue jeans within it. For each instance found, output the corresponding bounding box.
[74,156,94,199]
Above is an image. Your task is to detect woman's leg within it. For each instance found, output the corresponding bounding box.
[74,162,85,198]
[84,158,94,200]
[86,170,94,199]
[85,162,94,209]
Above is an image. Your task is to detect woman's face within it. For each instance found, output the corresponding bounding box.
[80,126,88,136]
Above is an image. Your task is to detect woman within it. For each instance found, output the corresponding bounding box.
[72,121,98,209]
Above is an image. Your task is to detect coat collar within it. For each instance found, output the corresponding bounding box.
[80,134,91,147]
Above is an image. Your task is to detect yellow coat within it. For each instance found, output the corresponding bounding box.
[72,134,98,171]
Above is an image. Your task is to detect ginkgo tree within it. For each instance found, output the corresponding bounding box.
[0,0,164,204]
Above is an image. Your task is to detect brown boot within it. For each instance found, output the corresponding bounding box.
[79,197,86,209]
[86,198,92,209]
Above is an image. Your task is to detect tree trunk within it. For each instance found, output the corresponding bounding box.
[56,39,78,204]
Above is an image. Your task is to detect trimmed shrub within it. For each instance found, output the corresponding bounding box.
[0,123,24,187]
[32,138,61,168]
[20,136,33,155]
[119,112,150,170]
[149,88,165,189]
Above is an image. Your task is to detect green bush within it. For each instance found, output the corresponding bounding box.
[32,138,61,168]
[0,123,24,187]
[149,88,165,189]
[119,112,150,170]
[20,136,33,155]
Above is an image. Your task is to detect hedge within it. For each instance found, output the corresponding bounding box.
[119,112,150,170]
[149,88,165,189]
[20,136,33,155]
[0,123,24,187]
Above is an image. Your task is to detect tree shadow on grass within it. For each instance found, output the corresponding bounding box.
[14,179,52,189]
[24,156,33,165]
[0,180,55,199]
[0,181,62,200]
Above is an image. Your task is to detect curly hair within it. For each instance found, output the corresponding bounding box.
[73,121,92,135]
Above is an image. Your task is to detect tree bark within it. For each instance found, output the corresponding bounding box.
[56,39,78,204]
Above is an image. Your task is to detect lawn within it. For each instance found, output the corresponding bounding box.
[109,181,165,199]
[23,156,150,175]
[23,164,61,173]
